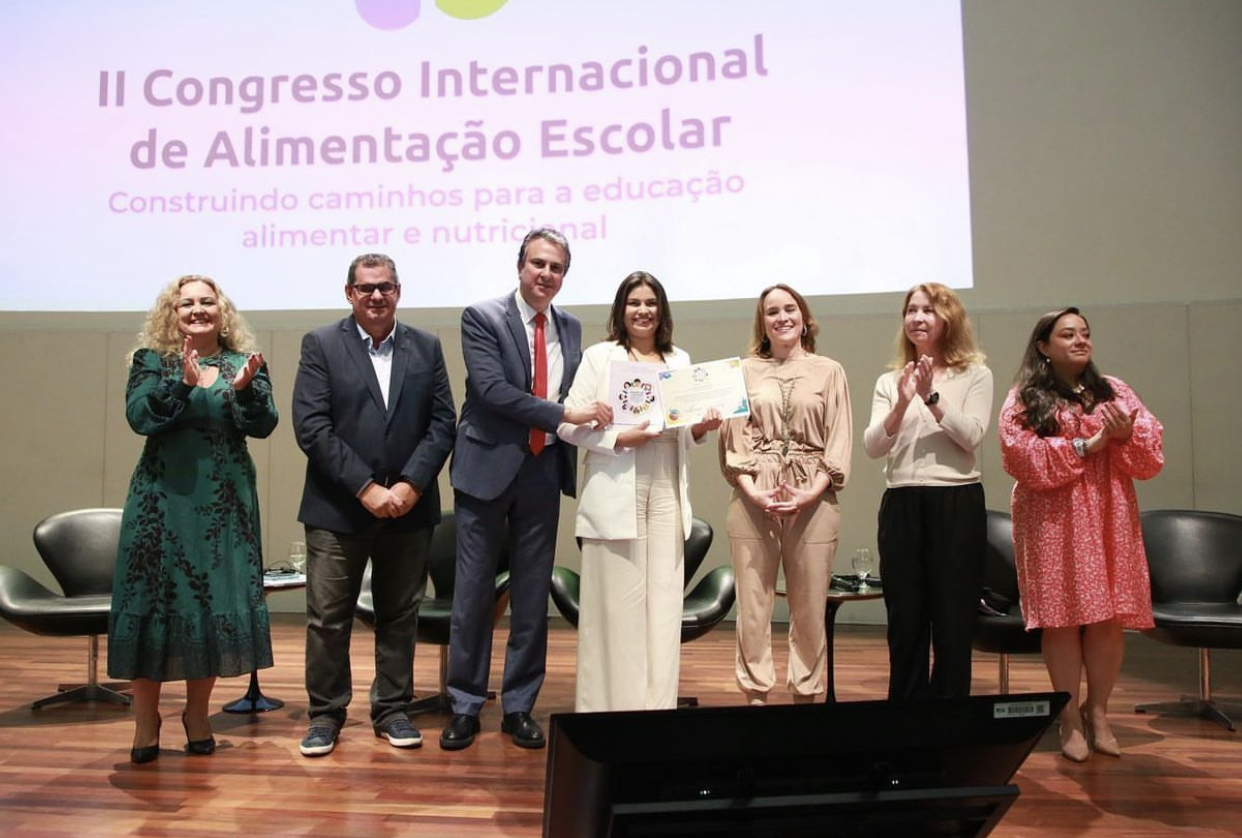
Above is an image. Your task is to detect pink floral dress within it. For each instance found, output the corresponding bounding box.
[999,376,1163,630]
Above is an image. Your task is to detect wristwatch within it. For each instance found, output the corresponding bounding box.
[923,391,940,406]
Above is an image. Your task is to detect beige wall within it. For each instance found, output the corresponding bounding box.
[3,1,1239,625]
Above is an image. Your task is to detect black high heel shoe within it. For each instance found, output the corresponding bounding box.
[182,711,217,756]
[130,719,162,764]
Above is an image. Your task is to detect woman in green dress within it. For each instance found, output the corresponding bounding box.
[108,275,279,764]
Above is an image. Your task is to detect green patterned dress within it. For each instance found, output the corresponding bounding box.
[108,348,279,682]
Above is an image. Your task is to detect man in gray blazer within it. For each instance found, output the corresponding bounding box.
[292,253,456,757]
[441,228,609,750]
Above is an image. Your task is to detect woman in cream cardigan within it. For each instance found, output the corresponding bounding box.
[558,271,721,712]
[862,282,992,701]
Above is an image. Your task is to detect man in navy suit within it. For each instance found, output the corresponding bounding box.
[292,253,456,757]
[441,228,610,750]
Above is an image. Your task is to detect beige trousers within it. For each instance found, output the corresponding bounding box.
[575,435,683,712]
[727,491,839,700]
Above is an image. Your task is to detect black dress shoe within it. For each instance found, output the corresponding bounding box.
[501,711,545,749]
[440,713,481,751]
[182,711,217,756]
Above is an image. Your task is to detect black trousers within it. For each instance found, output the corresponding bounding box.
[878,483,985,700]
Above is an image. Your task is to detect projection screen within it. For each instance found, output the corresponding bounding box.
[0,0,972,311]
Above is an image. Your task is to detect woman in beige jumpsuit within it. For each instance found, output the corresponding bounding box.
[719,284,852,704]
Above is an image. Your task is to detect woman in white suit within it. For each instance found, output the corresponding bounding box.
[558,271,721,712]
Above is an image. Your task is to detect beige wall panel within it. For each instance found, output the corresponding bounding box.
[103,331,143,508]
[1085,305,1193,511]
[962,0,1242,309]
[975,310,1034,509]
[263,327,308,577]
[1188,301,1242,515]
[1,331,110,587]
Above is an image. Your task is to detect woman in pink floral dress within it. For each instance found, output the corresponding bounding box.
[999,307,1163,762]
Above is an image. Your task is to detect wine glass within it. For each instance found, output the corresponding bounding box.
[851,548,874,590]
[289,541,308,575]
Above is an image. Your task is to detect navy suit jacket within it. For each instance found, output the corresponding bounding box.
[451,293,582,502]
[293,316,456,533]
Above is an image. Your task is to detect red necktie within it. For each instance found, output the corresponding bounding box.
[530,312,547,455]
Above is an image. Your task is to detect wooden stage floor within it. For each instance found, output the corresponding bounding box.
[1,615,1239,837]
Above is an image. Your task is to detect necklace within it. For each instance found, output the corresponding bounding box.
[1071,382,1085,394]
[777,378,797,458]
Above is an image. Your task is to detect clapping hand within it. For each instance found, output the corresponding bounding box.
[913,355,935,403]
[180,335,203,386]
[1099,401,1137,441]
[897,355,935,405]
[233,352,264,391]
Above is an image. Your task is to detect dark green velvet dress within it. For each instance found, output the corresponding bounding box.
[108,348,279,682]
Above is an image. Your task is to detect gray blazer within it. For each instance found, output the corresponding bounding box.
[450,293,582,501]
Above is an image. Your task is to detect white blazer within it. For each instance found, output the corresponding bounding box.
[557,341,702,540]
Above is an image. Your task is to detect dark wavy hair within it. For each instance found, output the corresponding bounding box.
[749,283,818,358]
[1013,306,1114,437]
[605,271,674,354]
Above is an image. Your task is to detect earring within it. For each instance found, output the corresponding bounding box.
[220,326,230,337]
[802,326,808,337]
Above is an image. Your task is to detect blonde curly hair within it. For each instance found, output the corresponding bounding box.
[127,275,259,365]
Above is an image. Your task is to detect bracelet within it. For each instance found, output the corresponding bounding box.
[1072,437,1088,458]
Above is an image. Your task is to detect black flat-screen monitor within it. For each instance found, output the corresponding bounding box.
[542,691,1068,838]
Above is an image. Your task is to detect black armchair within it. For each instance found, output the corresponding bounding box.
[355,512,510,715]
[971,510,1042,694]
[1134,509,1242,731]
[548,516,735,705]
[0,508,131,709]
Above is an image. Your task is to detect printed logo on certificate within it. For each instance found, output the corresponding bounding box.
[608,361,664,426]
[657,357,750,428]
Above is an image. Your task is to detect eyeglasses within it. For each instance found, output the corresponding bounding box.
[351,282,398,296]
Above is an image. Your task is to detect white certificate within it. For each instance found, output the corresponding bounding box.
[608,361,664,426]
[657,357,751,428]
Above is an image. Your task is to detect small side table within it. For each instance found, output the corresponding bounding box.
[224,570,306,714]
[775,581,883,704]
[822,586,884,704]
